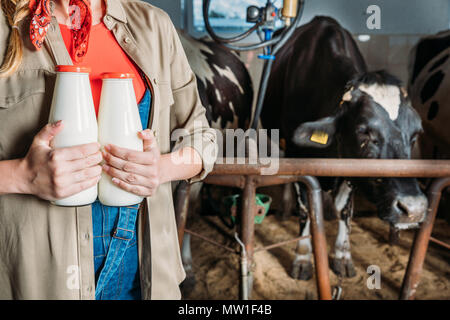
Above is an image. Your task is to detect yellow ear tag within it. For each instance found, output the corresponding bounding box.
[310,131,329,145]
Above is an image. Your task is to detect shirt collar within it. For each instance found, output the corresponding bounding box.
[105,0,127,23]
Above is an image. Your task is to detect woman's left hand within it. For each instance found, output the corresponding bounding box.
[102,129,162,197]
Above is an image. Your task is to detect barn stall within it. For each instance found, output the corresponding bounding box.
[150,0,450,300]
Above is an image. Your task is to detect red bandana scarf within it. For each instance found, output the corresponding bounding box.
[29,0,92,62]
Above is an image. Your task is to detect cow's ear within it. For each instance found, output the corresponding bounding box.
[292,117,336,149]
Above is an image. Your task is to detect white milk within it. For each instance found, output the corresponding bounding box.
[97,75,144,206]
[48,67,98,206]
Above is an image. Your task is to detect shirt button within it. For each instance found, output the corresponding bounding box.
[84,233,90,240]
[124,37,131,44]
[105,15,112,21]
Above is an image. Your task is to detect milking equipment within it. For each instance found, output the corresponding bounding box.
[202,0,305,129]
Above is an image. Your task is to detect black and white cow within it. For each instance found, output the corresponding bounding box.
[178,31,253,130]
[177,32,254,290]
[261,16,428,279]
[177,31,254,214]
[408,29,450,159]
[408,30,450,223]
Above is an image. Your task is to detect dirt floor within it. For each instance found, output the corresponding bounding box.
[181,187,450,300]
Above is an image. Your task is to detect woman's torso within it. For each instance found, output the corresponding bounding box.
[0,0,185,300]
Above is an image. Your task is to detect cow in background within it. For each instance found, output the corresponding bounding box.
[261,16,427,279]
[408,30,450,159]
[408,30,450,223]
[176,31,254,290]
[178,31,253,130]
[177,31,254,217]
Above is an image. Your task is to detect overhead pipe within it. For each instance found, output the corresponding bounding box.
[202,0,306,129]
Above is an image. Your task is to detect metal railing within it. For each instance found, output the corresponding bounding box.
[175,158,450,300]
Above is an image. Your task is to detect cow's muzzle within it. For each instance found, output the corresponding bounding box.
[389,195,428,229]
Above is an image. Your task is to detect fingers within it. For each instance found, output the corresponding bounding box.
[70,165,103,184]
[105,130,159,165]
[52,151,103,175]
[102,150,150,177]
[139,129,157,152]
[111,177,152,197]
[35,121,64,146]
[105,144,154,165]
[45,129,158,200]
[54,165,102,189]
[58,175,102,199]
[50,142,101,162]
[69,151,103,172]
[102,164,149,186]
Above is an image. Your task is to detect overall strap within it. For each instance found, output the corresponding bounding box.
[94,204,140,299]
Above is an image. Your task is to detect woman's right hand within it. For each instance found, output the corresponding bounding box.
[19,121,102,201]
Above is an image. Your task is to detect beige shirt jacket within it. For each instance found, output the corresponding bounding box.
[0,0,217,299]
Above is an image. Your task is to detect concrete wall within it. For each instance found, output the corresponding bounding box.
[355,34,423,83]
[145,0,184,29]
[300,0,449,35]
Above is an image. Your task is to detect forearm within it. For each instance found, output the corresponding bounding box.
[0,159,28,195]
[159,147,203,184]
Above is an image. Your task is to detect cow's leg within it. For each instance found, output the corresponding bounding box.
[291,182,313,280]
[279,182,294,220]
[291,219,313,280]
[389,225,400,245]
[180,233,196,293]
[332,220,356,277]
[189,182,204,216]
[331,181,357,278]
[175,181,197,295]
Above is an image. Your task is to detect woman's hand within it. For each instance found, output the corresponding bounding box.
[102,129,162,197]
[19,121,103,201]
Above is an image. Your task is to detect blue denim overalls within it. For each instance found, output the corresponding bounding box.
[91,88,151,300]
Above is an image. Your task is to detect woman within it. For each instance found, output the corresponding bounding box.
[0,0,217,299]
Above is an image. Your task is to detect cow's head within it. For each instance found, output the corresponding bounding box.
[292,71,427,229]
